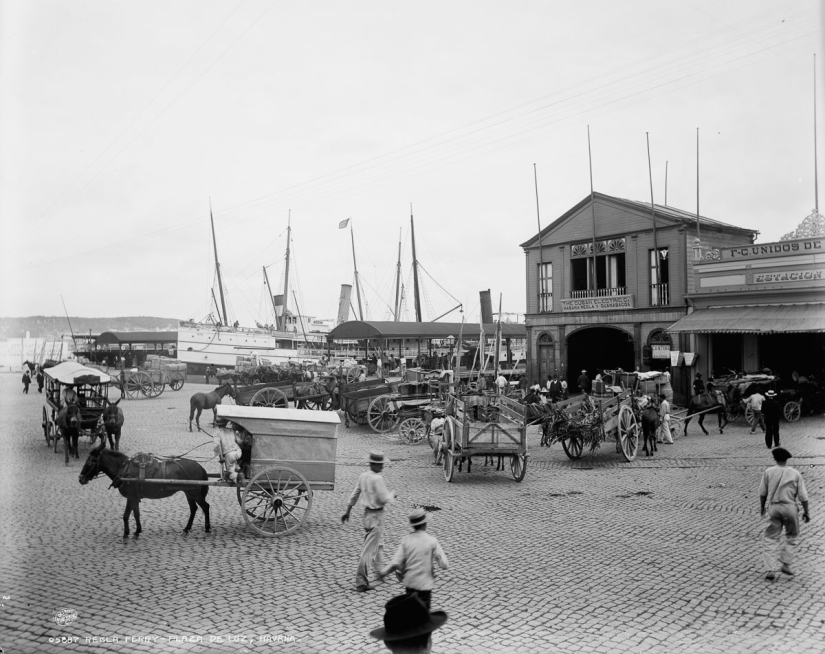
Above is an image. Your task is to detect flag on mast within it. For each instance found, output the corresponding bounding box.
[338,218,350,229]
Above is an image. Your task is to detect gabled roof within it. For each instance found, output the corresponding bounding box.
[520,192,757,248]
[328,321,527,340]
[96,331,177,346]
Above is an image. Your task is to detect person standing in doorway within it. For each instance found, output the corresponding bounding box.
[342,451,397,592]
[762,390,781,448]
[759,448,810,580]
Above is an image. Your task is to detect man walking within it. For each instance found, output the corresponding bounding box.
[378,508,449,610]
[762,390,781,449]
[22,369,31,394]
[759,448,810,580]
[342,451,396,592]
[577,369,591,395]
[748,387,767,435]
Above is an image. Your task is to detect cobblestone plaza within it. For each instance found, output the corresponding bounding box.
[1,375,822,653]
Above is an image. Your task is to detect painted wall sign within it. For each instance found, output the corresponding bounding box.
[651,344,671,359]
[753,269,824,284]
[727,239,823,259]
[560,295,634,312]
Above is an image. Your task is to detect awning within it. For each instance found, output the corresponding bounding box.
[667,304,825,334]
[43,362,111,384]
[327,320,527,340]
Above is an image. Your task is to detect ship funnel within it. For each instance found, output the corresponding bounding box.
[479,290,494,324]
[337,284,352,325]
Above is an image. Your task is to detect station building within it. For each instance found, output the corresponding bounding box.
[521,192,757,405]
[668,235,825,382]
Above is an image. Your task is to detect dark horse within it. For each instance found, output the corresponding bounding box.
[78,442,210,538]
[640,400,659,457]
[685,388,729,436]
[189,384,235,432]
[99,399,124,450]
[56,404,82,465]
[294,377,337,410]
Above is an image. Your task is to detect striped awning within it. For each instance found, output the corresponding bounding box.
[667,304,825,334]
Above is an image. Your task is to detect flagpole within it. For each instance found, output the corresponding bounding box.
[587,126,598,291]
[349,220,364,321]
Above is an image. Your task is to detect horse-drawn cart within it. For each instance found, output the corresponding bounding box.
[115,359,187,399]
[42,362,112,463]
[338,378,394,428]
[438,394,528,482]
[232,378,336,410]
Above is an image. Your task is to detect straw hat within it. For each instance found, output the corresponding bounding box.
[368,451,388,465]
[409,508,428,527]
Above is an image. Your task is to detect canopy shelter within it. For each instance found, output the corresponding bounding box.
[44,361,111,384]
[328,321,527,340]
[666,304,825,334]
[95,331,178,346]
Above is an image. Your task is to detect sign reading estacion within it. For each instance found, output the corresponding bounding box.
[560,295,634,312]
[753,269,824,284]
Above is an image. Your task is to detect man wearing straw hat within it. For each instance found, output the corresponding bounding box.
[342,451,397,592]
[378,508,449,610]
[370,593,448,653]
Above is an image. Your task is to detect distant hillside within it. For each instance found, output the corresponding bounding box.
[0,316,179,340]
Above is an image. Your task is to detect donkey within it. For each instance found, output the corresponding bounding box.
[56,403,82,464]
[639,399,659,457]
[188,384,235,432]
[99,399,125,451]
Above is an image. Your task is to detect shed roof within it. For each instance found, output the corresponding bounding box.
[96,331,177,346]
[327,321,527,340]
[667,304,825,334]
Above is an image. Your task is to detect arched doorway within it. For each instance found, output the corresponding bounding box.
[537,333,555,383]
[566,326,635,385]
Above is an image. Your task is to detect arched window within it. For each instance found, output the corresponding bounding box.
[649,329,672,346]
[538,333,553,345]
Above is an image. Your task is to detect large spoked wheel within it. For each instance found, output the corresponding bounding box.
[618,405,639,462]
[399,417,426,444]
[783,400,801,423]
[42,406,52,446]
[434,420,452,465]
[150,381,165,397]
[346,366,362,383]
[560,426,583,460]
[241,467,312,537]
[669,419,683,440]
[725,402,743,423]
[744,404,755,427]
[510,454,527,482]
[443,450,455,482]
[306,395,332,411]
[251,387,289,408]
[124,375,142,399]
[169,373,185,391]
[367,395,400,433]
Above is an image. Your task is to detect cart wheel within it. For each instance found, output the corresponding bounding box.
[725,403,742,423]
[131,371,153,398]
[669,419,683,439]
[744,404,755,427]
[510,454,527,482]
[346,366,362,383]
[618,405,639,462]
[169,374,185,391]
[434,420,452,465]
[306,396,332,411]
[560,430,583,460]
[443,450,455,482]
[241,467,312,537]
[151,381,165,397]
[367,395,400,433]
[783,400,801,423]
[43,406,51,446]
[399,417,426,444]
[124,376,141,399]
[251,387,289,408]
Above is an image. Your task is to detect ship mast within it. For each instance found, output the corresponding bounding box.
[410,204,422,322]
[210,202,228,326]
[280,213,291,331]
[350,221,364,320]
[393,228,402,321]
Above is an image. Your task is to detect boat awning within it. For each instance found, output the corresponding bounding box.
[44,362,111,384]
[667,304,825,334]
[96,331,178,346]
[327,320,527,341]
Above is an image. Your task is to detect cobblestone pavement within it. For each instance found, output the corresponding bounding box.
[1,373,823,654]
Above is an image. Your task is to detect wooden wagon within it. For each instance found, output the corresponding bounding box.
[232,379,334,410]
[116,406,339,537]
[338,378,394,427]
[437,394,528,482]
[42,362,112,462]
[115,358,187,399]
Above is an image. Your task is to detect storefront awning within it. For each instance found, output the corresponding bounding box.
[667,304,825,334]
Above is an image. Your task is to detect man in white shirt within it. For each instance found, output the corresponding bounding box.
[378,508,449,610]
[748,389,767,434]
[495,372,507,395]
[657,394,673,444]
[342,451,396,592]
[759,448,810,580]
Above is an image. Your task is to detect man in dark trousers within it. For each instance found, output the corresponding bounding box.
[693,373,705,396]
[22,370,31,394]
[577,369,591,395]
[548,374,562,401]
[36,367,44,393]
[762,390,782,449]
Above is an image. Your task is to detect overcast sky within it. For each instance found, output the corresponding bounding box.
[1,0,823,326]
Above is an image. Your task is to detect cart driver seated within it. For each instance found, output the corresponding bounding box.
[62,384,79,408]
[212,421,252,483]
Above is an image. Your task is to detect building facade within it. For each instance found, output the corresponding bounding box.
[521,192,756,404]
[668,235,825,383]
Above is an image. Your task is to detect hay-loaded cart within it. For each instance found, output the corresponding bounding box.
[544,376,642,462]
[42,362,111,459]
[115,406,339,537]
[115,358,187,399]
[232,380,334,410]
[436,394,528,482]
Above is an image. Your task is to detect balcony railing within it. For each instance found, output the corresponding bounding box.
[569,286,626,299]
[650,283,670,306]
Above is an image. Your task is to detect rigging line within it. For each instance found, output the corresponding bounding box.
[415,262,461,305]
[29,0,282,234]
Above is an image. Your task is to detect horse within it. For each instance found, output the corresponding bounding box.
[684,388,729,436]
[189,384,235,432]
[56,403,82,464]
[78,442,210,539]
[639,397,659,457]
[99,399,124,450]
[294,377,338,410]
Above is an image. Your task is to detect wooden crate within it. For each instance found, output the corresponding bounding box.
[216,406,339,490]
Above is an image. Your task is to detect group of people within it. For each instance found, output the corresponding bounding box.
[21,365,44,394]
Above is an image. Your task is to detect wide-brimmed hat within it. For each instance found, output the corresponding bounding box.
[581,369,587,374]
[772,447,792,461]
[765,390,777,397]
[370,594,448,641]
[409,508,428,527]
[368,451,387,465]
